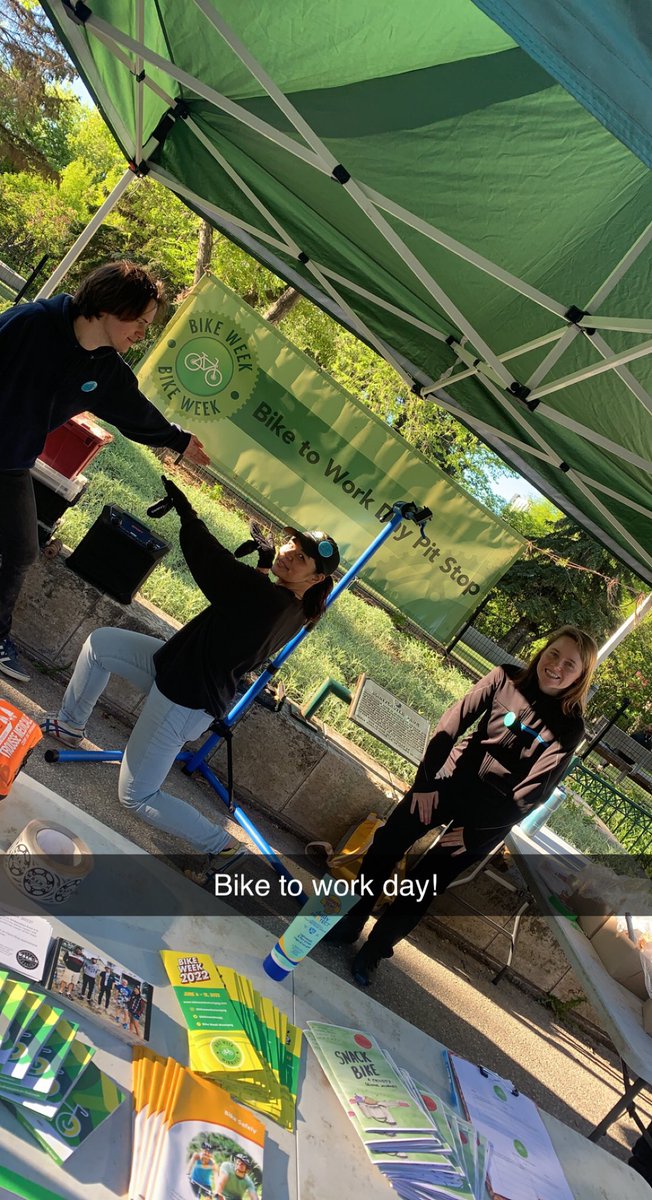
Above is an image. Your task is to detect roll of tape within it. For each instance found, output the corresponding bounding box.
[3,820,94,906]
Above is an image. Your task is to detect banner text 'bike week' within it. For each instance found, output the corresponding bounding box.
[137,275,524,640]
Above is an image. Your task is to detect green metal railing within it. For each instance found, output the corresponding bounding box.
[300,677,352,721]
[567,762,652,855]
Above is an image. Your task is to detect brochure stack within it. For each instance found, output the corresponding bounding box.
[130,1050,265,1200]
[161,950,301,1129]
[306,1021,489,1200]
[0,969,124,1164]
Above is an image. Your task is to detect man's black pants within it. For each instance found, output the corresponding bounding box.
[0,470,39,639]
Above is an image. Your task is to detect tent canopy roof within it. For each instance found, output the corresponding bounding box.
[43,1,652,583]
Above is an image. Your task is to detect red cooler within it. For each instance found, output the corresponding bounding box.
[40,414,113,479]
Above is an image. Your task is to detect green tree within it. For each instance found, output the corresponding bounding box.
[592,612,652,725]
[0,0,75,176]
[479,514,640,658]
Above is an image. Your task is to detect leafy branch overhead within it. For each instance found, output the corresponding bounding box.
[0,0,75,177]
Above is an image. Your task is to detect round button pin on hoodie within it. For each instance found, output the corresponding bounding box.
[81,380,98,392]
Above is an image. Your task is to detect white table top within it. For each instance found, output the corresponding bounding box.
[507,824,652,1085]
[0,775,648,1200]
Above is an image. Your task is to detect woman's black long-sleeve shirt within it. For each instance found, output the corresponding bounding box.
[413,665,584,835]
[153,515,305,717]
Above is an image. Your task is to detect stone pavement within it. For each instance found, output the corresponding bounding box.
[1,657,650,1173]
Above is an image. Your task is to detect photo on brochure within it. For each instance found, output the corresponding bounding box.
[45,938,153,1043]
[185,1133,262,1200]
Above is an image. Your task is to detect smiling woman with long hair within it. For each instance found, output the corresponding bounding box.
[41,476,339,879]
[328,625,598,986]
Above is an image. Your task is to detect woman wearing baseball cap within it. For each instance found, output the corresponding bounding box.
[42,478,339,880]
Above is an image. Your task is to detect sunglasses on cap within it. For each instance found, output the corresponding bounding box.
[282,527,340,575]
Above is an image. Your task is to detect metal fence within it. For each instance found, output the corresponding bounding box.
[567,761,652,856]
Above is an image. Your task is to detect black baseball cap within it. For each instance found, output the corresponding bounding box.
[282,527,340,575]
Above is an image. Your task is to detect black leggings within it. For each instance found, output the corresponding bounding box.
[0,470,39,639]
[348,788,506,957]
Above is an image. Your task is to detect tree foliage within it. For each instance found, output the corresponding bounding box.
[478,513,642,659]
[0,0,75,177]
[593,613,652,725]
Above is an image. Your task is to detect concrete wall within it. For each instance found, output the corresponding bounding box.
[13,549,606,1036]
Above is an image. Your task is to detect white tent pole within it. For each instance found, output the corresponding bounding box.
[525,222,652,390]
[318,267,449,343]
[535,408,652,472]
[362,187,569,318]
[596,594,652,665]
[578,477,652,520]
[184,1,522,389]
[49,2,133,153]
[91,24,176,107]
[74,4,581,333]
[525,325,580,389]
[167,129,417,388]
[34,167,134,299]
[589,221,652,310]
[190,0,336,169]
[582,316,652,335]
[81,12,327,171]
[147,168,291,253]
[568,474,652,571]
[425,329,567,391]
[185,119,301,255]
[529,338,652,400]
[590,332,652,416]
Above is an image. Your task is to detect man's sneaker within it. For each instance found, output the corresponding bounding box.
[181,839,246,887]
[0,638,31,683]
[40,716,85,748]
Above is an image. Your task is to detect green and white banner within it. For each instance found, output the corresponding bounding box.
[138,275,523,642]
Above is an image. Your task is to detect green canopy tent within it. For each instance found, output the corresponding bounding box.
[39,1,652,585]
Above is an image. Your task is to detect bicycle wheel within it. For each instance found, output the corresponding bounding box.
[184,352,204,371]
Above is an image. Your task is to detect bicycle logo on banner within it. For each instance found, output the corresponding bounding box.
[183,350,223,388]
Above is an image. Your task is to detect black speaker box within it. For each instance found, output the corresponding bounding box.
[66,505,170,604]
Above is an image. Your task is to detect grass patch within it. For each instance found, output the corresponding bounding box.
[57,432,469,775]
[547,797,623,857]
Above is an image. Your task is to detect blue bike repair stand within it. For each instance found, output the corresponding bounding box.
[46,501,431,898]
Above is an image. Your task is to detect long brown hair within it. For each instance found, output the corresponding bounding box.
[515,625,598,716]
[301,577,333,628]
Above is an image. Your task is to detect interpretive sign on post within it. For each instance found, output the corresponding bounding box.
[349,675,430,766]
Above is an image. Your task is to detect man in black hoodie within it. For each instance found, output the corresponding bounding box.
[0,260,209,683]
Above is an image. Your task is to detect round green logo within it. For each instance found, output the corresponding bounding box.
[514,1139,529,1158]
[493,1085,508,1102]
[176,336,234,397]
[210,1036,243,1067]
[152,311,258,424]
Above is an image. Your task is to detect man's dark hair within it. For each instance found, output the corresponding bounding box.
[71,261,166,320]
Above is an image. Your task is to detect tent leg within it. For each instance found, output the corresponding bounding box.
[34,167,134,299]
